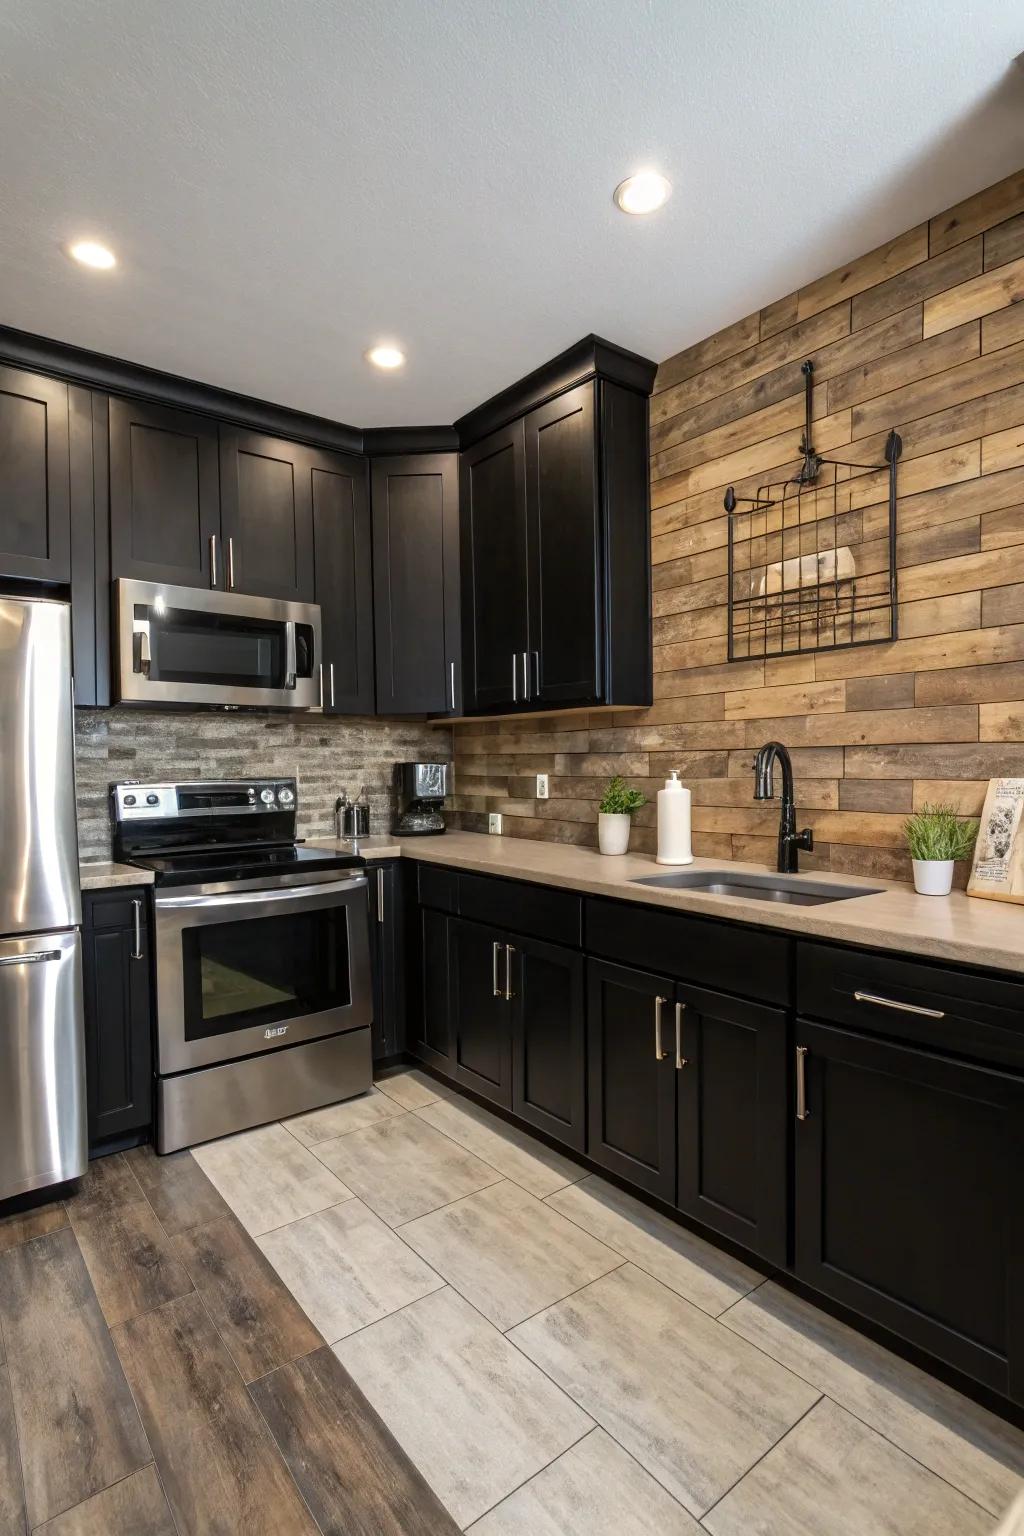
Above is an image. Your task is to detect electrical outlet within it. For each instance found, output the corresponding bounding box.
[488,812,503,834]
[536,773,549,799]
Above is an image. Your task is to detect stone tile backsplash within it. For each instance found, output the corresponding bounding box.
[74,707,450,860]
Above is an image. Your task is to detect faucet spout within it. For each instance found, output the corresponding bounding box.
[752,741,814,873]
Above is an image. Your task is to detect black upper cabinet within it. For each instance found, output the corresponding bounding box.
[109,397,220,589]
[311,446,374,713]
[459,374,652,716]
[676,984,788,1267]
[525,383,599,705]
[219,428,316,602]
[372,453,461,715]
[795,1018,1024,1404]
[459,420,528,711]
[0,364,71,583]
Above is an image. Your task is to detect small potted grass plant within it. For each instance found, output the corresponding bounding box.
[598,775,646,855]
[903,803,978,896]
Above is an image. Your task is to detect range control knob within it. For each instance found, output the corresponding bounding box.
[278,786,295,805]
[146,793,160,805]
[123,794,137,807]
[260,788,276,805]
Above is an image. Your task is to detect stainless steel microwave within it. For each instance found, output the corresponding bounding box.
[115,579,322,710]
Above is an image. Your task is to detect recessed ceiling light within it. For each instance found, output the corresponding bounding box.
[613,171,671,216]
[366,344,405,370]
[68,240,117,269]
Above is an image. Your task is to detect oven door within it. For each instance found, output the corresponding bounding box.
[115,578,321,710]
[153,874,371,1073]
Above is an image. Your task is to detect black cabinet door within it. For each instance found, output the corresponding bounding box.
[450,917,512,1108]
[310,447,374,713]
[81,894,153,1150]
[219,428,315,601]
[411,906,454,1070]
[368,863,405,1060]
[510,936,585,1152]
[795,1018,1024,1403]
[109,397,220,588]
[372,454,461,715]
[459,420,528,711]
[675,984,788,1266]
[0,365,71,583]
[524,382,599,706]
[586,959,676,1201]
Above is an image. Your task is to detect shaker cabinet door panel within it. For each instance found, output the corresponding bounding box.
[0,365,71,583]
[219,429,315,601]
[459,420,528,711]
[511,937,585,1152]
[524,382,599,706]
[82,895,153,1150]
[372,454,460,715]
[450,918,512,1108]
[794,1019,1024,1403]
[310,447,374,713]
[109,397,220,588]
[412,906,454,1070]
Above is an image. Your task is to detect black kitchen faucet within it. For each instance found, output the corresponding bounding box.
[752,741,814,873]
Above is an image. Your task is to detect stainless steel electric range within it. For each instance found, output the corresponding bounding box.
[111,778,372,1153]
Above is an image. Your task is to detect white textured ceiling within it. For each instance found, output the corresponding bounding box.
[1,1,1022,426]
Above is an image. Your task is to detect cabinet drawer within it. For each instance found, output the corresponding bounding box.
[417,863,459,913]
[586,898,791,1006]
[459,873,581,948]
[797,941,1024,1070]
[83,888,150,932]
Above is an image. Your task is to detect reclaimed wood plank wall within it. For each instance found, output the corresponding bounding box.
[451,168,1024,882]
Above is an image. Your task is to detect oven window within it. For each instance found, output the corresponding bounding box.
[181,905,351,1040]
[142,604,313,690]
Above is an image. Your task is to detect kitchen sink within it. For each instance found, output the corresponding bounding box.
[631,870,882,906]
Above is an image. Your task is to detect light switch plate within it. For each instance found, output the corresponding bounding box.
[536,773,549,799]
[488,812,503,834]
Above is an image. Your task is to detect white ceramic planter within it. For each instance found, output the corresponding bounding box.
[912,858,955,896]
[598,812,631,856]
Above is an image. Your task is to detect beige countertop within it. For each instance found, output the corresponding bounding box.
[79,860,156,891]
[316,829,1024,977]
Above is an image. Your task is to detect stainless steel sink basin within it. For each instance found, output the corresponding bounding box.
[632,870,882,906]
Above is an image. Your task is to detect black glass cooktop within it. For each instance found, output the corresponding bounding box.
[129,843,364,888]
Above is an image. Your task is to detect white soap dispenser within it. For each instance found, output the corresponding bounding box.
[656,770,694,865]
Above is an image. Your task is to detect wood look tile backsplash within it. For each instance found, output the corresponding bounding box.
[451,168,1024,883]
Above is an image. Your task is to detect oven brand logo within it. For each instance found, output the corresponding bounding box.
[264,1025,288,1038]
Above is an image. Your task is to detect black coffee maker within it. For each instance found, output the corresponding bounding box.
[393,761,449,835]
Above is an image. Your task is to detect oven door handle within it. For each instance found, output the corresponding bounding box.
[154,874,367,911]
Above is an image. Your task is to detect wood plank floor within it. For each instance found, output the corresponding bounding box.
[0,1145,460,1535]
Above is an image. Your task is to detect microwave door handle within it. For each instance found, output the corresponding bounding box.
[284,621,297,689]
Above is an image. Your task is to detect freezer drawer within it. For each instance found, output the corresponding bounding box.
[0,931,87,1199]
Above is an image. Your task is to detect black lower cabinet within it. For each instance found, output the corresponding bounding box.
[794,1018,1024,1404]
[368,862,404,1060]
[81,890,153,1153]
[676,985,788,1267]
[450,918,512,1108]
[411,906,454,1070]
[586,960,676,1202]
[510,935,585,1153]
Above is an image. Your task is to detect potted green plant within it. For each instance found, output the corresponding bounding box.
[903,803,979,896]
[598,775,646,855]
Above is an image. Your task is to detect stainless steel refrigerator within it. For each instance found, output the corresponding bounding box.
[0,597,86,1199]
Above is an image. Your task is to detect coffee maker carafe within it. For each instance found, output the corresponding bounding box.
[393,761,449,835]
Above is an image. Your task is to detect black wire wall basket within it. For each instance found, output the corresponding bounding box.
[724,360,902,660]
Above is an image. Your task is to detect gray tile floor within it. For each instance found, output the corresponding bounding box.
[196,1068,1024,1533]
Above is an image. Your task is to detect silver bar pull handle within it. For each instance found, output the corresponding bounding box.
[318,663,324,710]
[329,662,335,708]
[531,650,539,698]
[654,996,668,1061]
[133,627,152,677]
[675,1001,687,1069]
[796,1045,809,1121]
[449,660,456,712]
[522,651,530,701]
[227,535,236,590]
[131,899,143,961]
[209,533,218,588]
[492,940,503,997]
[0,949,61,967]
[377,868,385,924]
[512,654,518,703]
[505,944,515,1002]
[284,621,297,689]
[853,990,944,1020]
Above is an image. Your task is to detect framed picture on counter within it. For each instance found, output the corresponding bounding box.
[967,779,1024,904]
